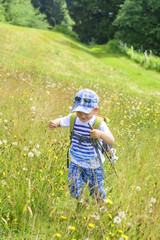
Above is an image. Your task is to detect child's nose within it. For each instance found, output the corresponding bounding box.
[81,112,86,118]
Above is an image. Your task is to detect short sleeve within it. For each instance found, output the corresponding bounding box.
[98,120,113,137]
[60,114,71,127]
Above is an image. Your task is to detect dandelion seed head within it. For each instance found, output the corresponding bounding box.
[118,211,126,219]
[28,152,34,157]
[114,216,121,224]
[136,186,141,191]
[23,146,29,151]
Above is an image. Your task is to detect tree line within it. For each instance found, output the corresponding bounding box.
[0,0,160,55]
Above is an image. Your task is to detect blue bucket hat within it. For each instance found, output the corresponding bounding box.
[71,89,99,114]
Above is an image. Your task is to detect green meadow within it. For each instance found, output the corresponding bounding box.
[0,22,160,240]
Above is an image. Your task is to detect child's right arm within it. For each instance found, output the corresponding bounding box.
[49,119,61,130]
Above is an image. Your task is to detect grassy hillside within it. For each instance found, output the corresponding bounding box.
[0,23,160,240]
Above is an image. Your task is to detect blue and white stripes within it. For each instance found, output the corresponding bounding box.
[70,122,97,167]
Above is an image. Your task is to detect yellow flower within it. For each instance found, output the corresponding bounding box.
[118,230,123,234]
[109,232,114,236]
[122,234,128,240]
[56,233,61,238]
[108,214,112,219]
[88,223,95,228]
[105,199,113,205]
[106,237,110,240]
[60,216,67,220]
[70,226,75,231]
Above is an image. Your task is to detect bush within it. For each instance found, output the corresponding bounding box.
[107,39,122,53]
[0,1,6,22]
[53,25,79,41]
[5,0,50,30]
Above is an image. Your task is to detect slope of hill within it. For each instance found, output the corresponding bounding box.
[0,23,160,240]
[0,22,160,100]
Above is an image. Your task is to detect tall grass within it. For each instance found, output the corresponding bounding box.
[0,23,160,239]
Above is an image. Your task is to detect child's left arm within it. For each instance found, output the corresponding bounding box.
[89,129,115,145]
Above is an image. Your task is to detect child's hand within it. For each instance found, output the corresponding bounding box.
[49,119,60,130]
[89,129,102,139]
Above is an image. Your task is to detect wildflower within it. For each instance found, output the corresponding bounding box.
[105,199,113,205]
[12,142,17,145]
[3,140,7,144]
[108,214,112,219]
[4,120,8,123]
[122,234,128,240]
[35,151,41,157]
[35,143,40,148]
[23,146,29,151]
[28,152,34,157]
[56,233,61,238]
[23,168,27,171]
[60,216,67,220]
[88,223,95,228]
[114,216,121,224]
[119,211,126,219]
[0,141,2,145]
[118,230,123,234]
[69,226,76,231]
[136,186,141,191]
[109,232,114,237]
[106,237,110,240]
[151,197,156,204]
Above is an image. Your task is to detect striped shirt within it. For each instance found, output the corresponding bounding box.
[60,114,113,169]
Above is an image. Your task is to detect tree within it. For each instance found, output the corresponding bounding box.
[113,0,160,55]
[31,0,72,27]
[0,0,6,21]
[67,0,124,44]
[1,0,50,29]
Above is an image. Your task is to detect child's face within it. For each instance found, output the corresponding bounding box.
[76,109,97,122]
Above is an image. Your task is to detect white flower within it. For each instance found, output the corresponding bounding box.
[68,106,72,110]
[35,151,41,157]
[4,120,8,123]
[119,211,126,219]
[23,168,27,171]
[136,186,141,191]
[29,141,32,145]
[32,148,37,152]
[28,152,34,157]
[151,198,156,204]
[12,142,17,145]
[0,112,2,116]
[3,140,7,144]
[31,106,36,111]
[23,146,29,151]
[114,216,121,224]
[35,143,40,148]
[0,141,2,145]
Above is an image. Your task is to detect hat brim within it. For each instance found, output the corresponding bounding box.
[71,105,94,114]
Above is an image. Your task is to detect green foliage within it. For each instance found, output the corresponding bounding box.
[68,0,124,44]
[4,0,50,29]
[113,0,160,55]
[120,43,160,72]
[0,0,6,21]
[53,24,79,41]
[107,39,122,53]
[31,0,73,28]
